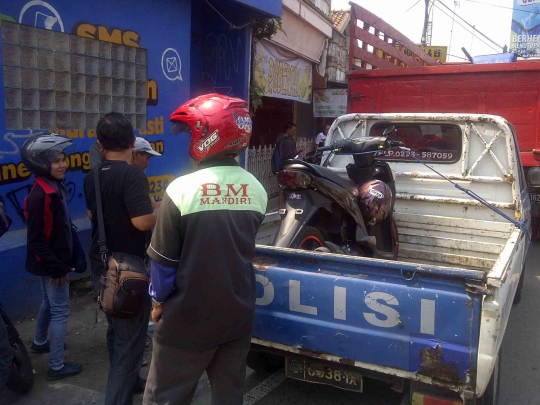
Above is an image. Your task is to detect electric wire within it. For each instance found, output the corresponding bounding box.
[205,0,251,30]
[436,0,504,50]
[433,3,501,53]
[463,0,540,15]
[405,0,422,14]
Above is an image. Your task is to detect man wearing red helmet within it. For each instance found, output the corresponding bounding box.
[143,94,268,405]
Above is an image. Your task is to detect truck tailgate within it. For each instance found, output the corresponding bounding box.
[253,246,483,385]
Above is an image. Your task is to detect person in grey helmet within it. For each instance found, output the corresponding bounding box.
[21,134,87,380]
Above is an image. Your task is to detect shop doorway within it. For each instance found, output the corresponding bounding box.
[251,97,294,147]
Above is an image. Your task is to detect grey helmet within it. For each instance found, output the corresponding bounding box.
[21,134,72,176]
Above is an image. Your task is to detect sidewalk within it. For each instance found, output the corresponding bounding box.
[0,293,210,405]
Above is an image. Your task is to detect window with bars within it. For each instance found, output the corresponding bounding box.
[2,21,148,130]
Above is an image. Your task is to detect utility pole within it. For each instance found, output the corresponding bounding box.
[421,0,430,45]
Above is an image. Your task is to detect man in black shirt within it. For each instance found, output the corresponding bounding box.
[84,113,158,405]
[276,122,298,161]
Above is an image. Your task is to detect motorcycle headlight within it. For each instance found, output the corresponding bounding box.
[528,167,540,187]
[277,170,312,189]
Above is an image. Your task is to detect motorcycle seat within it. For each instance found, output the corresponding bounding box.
[316,165,357,193]
[283,161,357,194]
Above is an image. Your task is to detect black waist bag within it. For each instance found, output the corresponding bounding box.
[99,252,149,318]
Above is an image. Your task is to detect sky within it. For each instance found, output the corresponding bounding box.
[330,0,514,62]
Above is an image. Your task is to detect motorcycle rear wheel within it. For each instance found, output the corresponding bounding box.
[290,226,326,251]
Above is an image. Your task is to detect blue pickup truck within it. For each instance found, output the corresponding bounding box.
[252,114,530,405]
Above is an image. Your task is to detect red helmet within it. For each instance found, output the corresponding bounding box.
[170,93,252,163]
[358,180,392,226]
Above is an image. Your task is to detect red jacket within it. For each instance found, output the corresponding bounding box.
[24,178,86,278]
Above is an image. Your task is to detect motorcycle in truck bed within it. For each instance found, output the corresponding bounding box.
[345,61,540,239]
[252,114,530,405]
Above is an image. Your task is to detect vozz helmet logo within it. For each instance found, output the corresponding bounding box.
[195,130,219,155]
[233,112,252,133]
[369,188,384,199]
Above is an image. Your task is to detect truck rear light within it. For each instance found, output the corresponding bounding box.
[277,171,312,189]
[412,392,461,405]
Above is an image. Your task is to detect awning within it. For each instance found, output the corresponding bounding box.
[230,0,281,18]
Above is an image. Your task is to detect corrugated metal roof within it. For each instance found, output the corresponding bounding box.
[331,9,350,33]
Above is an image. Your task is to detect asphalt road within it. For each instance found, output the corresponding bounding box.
[1,243,539,405]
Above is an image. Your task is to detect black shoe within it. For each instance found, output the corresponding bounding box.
[47,362,83,381]
[133,377,146,395]
[31,341,67,353]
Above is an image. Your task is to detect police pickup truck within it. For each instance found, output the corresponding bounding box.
[252,114,530,405]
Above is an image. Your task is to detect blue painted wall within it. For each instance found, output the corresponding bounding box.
[190,0,252,101]
[0,0,280,319]
[0,0,193,319]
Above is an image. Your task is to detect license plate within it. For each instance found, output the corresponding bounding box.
[530,194,540,204]
[285,357,363,393]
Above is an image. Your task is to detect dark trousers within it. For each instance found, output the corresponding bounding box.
[0,314,13,393]
[105,295,151,405]
[143,336,251,405]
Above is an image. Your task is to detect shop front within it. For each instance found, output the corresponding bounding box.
[251,39,313,152]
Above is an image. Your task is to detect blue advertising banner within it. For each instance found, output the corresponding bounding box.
[472,53,518,64]
[0,0,193,232]
[510,0,540,56]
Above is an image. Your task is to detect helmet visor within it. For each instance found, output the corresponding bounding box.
[39,141,73,167]
[171,122,192,135]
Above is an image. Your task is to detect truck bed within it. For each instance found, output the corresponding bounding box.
[395,212,512,271]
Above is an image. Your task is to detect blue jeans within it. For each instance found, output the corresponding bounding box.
[0,313,13,393]
[105,295,151,405]
[34,277,70,370]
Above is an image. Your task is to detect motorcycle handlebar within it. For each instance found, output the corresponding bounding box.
[386,140,404,148]
[317,145,335,152]
[319,138,404,154]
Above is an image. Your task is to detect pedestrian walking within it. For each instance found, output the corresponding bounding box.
[84,112,158,405]
[143,94,268,405]
[21,134,87,380]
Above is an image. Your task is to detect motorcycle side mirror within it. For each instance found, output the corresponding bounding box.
[383,126,397,137]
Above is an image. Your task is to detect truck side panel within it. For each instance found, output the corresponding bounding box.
[348,63,540,165]
[253,248,482,384]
